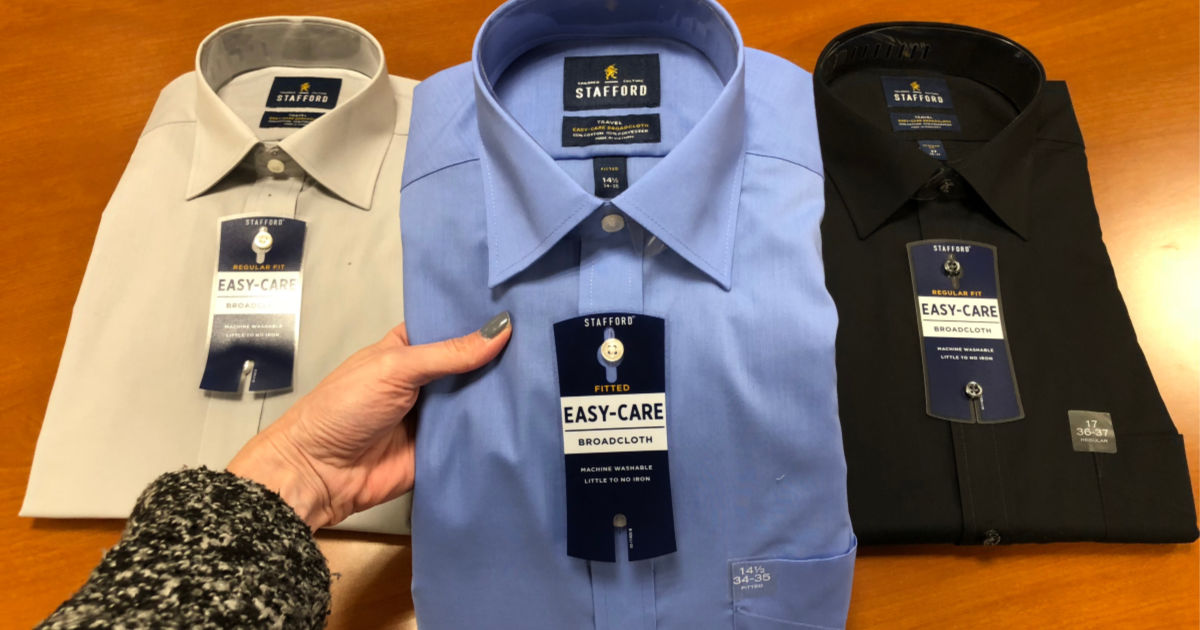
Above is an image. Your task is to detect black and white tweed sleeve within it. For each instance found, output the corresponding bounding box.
[38,467,331,629]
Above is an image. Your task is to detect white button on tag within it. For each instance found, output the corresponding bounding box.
[251,226,274,264]
[267,158,286,174]
[601,214,625,233]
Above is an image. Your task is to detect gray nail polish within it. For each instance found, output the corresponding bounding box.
[480,311,511,339]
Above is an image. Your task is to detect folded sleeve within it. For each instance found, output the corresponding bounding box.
[38,467,330,629]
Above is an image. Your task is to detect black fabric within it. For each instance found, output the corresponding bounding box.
[814,22,1198,545]
[38,468,330,629]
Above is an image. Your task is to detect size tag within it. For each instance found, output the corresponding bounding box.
[907,240,1023,422]
[264,77,341,109]
[200,216,305,392]
[563,115,661,147]
[1068,410,1117,453]
[917,139,947,159]
[563,54,660,111]
[553,313,675,561]
[881,76,955,109]
[593,157,628,198]
[259,111,324,129]
[730,562,777,599]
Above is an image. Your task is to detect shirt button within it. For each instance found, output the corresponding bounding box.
[601,213,625,233]
[983,529,1002,545]
[964,381,983,399]
[267,158,286,174]
[612,513,627,528]
[939,178,956,194]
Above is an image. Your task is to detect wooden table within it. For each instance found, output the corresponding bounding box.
[1,1,1195,627]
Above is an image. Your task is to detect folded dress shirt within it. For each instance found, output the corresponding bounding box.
[401,0,856,628]
[23,16,416,534]
[815,22,1198,545]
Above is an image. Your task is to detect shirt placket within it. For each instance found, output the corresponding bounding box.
[196,145,305,469]
[914,172,1012,546]
[578,200,656,630]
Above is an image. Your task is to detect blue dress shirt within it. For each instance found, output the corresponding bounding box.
[401,1,856,628]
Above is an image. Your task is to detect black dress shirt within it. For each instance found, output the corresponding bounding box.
[814,22,1198,545]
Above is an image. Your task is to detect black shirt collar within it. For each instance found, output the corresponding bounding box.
[814,22,1046,239]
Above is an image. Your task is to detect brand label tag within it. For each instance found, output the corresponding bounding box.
[265,77,341,109]
[200,216,305,392]
[553,313,676,561]
[564,54,660,111]
[881,76,955,109]
[907,240,1023,422]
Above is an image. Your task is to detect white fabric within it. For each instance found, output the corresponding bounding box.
[22,16,416,534]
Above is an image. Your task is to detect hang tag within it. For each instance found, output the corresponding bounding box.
[907,240,1023,422]
[200,216,305,392]
[553,313,676,561]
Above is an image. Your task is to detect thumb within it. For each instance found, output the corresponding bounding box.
[402,311,512,385]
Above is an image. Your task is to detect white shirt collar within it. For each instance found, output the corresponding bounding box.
[186,16,396,209]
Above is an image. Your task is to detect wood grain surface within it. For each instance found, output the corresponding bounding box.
[1,1,1195,628]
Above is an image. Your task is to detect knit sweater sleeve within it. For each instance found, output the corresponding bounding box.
[38,468,331,629]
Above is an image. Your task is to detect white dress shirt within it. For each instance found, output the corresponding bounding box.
[22,16,415,534]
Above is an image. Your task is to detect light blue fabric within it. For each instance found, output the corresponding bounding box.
[401,1,855,628]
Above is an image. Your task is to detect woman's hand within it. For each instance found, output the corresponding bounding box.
[227,312,512,529]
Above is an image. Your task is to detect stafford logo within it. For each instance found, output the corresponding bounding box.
[605,64,619,80]
[300,82,311,93]
[910,81,921,91]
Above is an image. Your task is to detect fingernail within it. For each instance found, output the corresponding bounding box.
[480,311,511,339]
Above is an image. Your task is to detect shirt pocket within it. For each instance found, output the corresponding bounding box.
[730,537,857,630]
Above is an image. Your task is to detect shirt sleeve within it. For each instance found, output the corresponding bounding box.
[37,467,331,629]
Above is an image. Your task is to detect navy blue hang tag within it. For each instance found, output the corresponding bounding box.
[553,313,676,562]
[907,240,1024,422]
[200,217,306,393]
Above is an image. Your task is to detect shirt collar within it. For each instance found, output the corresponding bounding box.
[473,0,746,289]
[187,16,396,209]
[814,22,1045,240]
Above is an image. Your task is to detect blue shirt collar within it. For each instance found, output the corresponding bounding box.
[472,0,747,290]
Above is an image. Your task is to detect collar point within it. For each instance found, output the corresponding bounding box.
[184,177,215,201]
[487,267,514,289]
